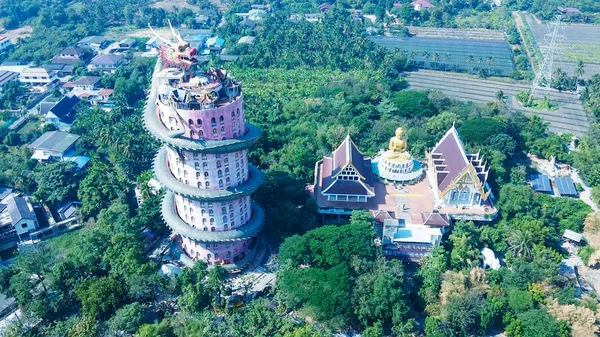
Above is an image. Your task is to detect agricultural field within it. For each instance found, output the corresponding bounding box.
[405,70,590,136]
[524,13,600,78]
[370,35,516,76]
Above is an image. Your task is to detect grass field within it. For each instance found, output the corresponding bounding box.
[17,119,39,135]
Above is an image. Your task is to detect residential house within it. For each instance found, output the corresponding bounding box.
[183,34,207,50]
[411,0,434,11]
[0,70,18,93]
[205,37,225,52]
[78,36,109,51]
[118,38,136,50]
[70,76,101,91]
[98,88,114,101]
[28,131,89,168]
[44,63,74,77]
[248,9,268,21]
[0,36,12,52]
[58,46,84,59]
[237,36,256,45]
[40,95,81,131]
[7,196,39,241]
[305,13,322,23]
[19,68,57,88]
[88,54,125,74]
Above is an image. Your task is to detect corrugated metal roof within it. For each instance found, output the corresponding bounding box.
[28,131,79,153]
[555,177,578,197]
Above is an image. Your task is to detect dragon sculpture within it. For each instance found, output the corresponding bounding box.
[149,20,198,69]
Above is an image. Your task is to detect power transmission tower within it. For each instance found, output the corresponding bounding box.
[531,15,565,97]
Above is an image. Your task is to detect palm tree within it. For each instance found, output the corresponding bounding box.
[432,53,440,70]
[466,54,474,73]
[575,60,585,85]
[422,50,430,67]
[486,56,495,74]
[507,229,534,260]
[444,53,452,71]
[409,51,417,66]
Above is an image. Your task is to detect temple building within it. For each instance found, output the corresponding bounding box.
[311,126,497,262]
[144,24,264,272]
[319,135,375,204]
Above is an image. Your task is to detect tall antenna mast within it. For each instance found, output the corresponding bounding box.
[531,15,565,97]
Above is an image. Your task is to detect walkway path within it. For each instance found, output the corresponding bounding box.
[405,70,590,136]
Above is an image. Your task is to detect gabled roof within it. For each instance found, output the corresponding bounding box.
[45,95,80,123]
[71,76,101,86]
[421,212,450,227]
[79,36,107,45]
[430,126,489,194]
[331,135,369,179]
[7,196,35,224]
[320,136,375,197]
[39,102,55,115]
[411,0,434,8]
[28,131,79,153]
[98,88,114,96]
[59,46,83,56]
[90,54,123,66]
[51,57,80,65]
[0,70,18,87]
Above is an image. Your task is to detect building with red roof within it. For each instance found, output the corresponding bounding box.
[411,0,434,11]
[311,126,497,262]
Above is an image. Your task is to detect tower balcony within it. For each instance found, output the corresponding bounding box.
[161,190,265,243]
[153,145,263,202]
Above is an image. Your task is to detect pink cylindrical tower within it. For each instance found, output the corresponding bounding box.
[144,31,264,270]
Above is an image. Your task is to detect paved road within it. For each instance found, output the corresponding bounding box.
[405,70,590,136]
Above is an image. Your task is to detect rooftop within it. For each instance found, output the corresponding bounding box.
[71,76,101,86]
[7,196,35,224]
[79,36,107,45]
[59,46,83,56]
[563,229,583,242]
[28,131,80,153]
[44,95,81,124]
[555,177,578,197]
[0,70,18,87]
[530,173,552,193]
[90,54,123,66]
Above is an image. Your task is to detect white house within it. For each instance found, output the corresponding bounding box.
[19,68,57,87]
[87,54,125,74]
[6,196,39,241]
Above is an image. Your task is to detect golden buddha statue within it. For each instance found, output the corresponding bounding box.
[384,127,411,163]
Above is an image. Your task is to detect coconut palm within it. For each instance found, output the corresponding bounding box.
[422,51,430,67]
[466,54,474,73]
[507,229,534,260]
[444,53,452,71]
[432,53,440,70]
[575,60,585,84]
[486,56,495,74]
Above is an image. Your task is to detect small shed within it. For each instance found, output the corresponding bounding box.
[530,174,552,193]
[562,229,583,244]
[555,177,578,197]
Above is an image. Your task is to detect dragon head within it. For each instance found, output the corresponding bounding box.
[150,21,198,69]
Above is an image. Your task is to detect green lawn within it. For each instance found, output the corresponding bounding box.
[17,119,40,135]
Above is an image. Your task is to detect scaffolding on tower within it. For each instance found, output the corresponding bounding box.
[531,15,566,97]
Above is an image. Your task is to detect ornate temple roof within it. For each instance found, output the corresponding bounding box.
[321,135,375,197]
[331,135,370,179]
[430,126,489,196]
